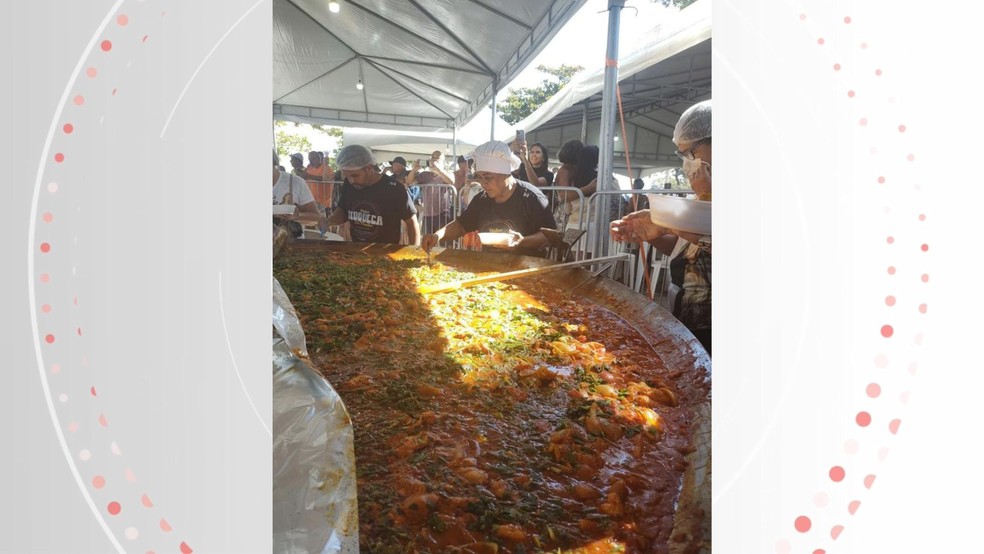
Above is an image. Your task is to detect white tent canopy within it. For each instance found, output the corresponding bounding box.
[341,127,478,166]
[340,104,518,165]
[516,0,711,175]
[273,0,588,132]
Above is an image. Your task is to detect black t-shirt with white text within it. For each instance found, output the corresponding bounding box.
[339,173,417,244]
[457,179,555,256]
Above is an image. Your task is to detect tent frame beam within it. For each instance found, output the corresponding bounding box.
[274,104,453,129]
[370,60,472,103]
[345,0,489,75]
[364,59,456,118]
[406,0,495,75]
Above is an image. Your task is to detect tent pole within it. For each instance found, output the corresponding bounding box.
[581,102,588,142]
[593,0,625,259]
[490,77,499,141]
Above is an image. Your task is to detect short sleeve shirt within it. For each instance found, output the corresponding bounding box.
[339,173,417,244]
[457,180,556,255]
[272,171,315,207]
[514,164,554,187]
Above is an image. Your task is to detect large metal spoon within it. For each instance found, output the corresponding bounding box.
[417,254,630,295]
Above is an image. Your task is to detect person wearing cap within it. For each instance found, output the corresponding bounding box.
[273,150,320,238]
[289,153,306,177]
[320,144,419,245]
[386,156,410,183]
[385,156,421,204]
[421,140,556,257]
[610,99,712,354]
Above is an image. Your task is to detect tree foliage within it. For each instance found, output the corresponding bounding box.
[495,64,583,125]
[274,121,344,163]
[653,0,697,8]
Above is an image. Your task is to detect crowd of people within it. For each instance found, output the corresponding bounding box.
[273,99,712,354]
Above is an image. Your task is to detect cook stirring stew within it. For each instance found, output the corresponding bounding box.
[320,144,420,246]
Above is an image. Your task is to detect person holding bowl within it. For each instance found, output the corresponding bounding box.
[610,99,712,354]
[421,140,556,258]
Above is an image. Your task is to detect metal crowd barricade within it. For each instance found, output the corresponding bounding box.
[537,186,586,261]
[414,183,459,238]
[584,189,695,300]
[457,183,483,251]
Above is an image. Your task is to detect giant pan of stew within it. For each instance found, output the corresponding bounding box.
[273,241,711,554]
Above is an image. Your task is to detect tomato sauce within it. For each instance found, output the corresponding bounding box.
[274,250,707,553]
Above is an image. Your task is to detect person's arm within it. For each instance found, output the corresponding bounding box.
[407,161,420,185]
[404,216,420,246]
[290,200,322,226]
[579,177,598,197]
[429,165,455,185]
[287,176,321,225]
[610,210,689,257]
[554,165,577,202]
[421,219,467,251]
[319,206,348,228]
[453,167,467,192]
[517,143,548,187]
[515,231,549,252]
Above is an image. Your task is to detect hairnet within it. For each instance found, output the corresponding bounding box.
[673,100,712,144]
[336,144,376,170]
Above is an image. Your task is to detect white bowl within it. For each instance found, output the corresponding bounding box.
[646,194,711,235]
[477,232,517,247]
[273,204,296,216]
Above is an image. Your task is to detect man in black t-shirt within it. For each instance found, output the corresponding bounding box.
[421,140,555,257]
[321,145,419,245]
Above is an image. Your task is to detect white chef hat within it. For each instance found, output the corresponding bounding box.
[470,140,521,175]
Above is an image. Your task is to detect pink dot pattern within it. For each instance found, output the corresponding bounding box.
[780,10,927,552]
[35,8,191,552]
[795,516,812,533]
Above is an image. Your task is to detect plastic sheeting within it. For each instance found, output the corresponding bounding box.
[272,277,359,553]
[273,0,588,131]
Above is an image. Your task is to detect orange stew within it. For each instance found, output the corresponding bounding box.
[274,251,706,554]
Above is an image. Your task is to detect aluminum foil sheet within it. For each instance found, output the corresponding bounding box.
[273,277,359,553]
